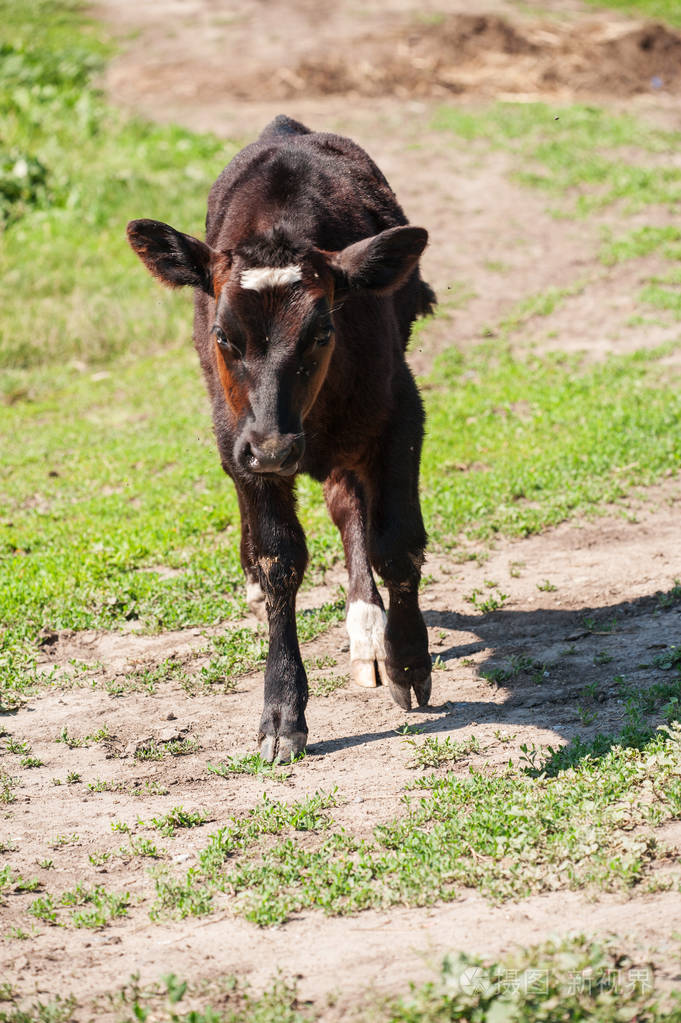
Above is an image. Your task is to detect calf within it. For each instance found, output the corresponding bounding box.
[127,115,435,761]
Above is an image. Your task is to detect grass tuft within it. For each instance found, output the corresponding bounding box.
[405,734,481,769]
[207,754,296,782]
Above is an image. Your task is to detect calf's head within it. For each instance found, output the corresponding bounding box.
[126,219,427,477]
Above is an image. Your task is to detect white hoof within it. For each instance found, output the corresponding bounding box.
[351,659,379,688]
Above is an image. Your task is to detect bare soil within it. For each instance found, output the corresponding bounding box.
[102,0,681,110]
[4,478,681,1015]
[4,0,681,1015]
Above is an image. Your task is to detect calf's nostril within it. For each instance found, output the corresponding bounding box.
[247,438,295,473]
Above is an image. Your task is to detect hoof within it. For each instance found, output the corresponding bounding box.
[351,659,380,688]
[258,730,307,763]
[386,671,432,711]
[388,679,412,711]
[413,673,432,707]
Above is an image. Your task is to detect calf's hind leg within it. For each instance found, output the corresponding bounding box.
[236,489,266,620]
[368,370,431,711]
[324,469,386,689]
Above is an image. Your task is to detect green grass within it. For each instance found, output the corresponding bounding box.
[149,807,211,838]
[12,973,313,1023]
[19,756,43,769]
[0,771,17,805]
[207,753,296,781]
[539,661,681,776]
[0,993,79,1023]
[48,834,79,848]
[111,658,192,695]
[151,791,337,920]
[86,778,168,797]
[640,270,681,318]
[422,343,681,540]
[600,225,681,265]
[498,281,586,334]
[28,883,130,929]
[5,336,681,706]
[118,973,311,1023]
[0,348,343,705]
[55,725,108,747]
[0,0,237,383]
[126,736,201,760]
[26,883,129,932]
[432,102,681,215]
[4,738,31,755]
[0,0,341,706]
[308,673,348,697]
[404,734,481,769]
[583,0,681,27]
[128,837,163,859]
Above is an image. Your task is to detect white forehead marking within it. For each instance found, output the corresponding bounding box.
[240,265,303,291]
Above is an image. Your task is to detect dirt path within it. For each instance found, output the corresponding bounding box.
[4,0,681,1015]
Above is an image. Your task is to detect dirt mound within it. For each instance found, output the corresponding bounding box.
[235,15,681,100]
[598,22,681,89]
[541,20,681,95]
[102,0,681,117]
[268,15,533,99]
[437,14,537,57]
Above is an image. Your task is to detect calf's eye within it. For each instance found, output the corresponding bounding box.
[212,325,241,357]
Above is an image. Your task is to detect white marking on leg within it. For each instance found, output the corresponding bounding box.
[240,265,303,291]
[246,580,265,606]
[346,600,386,661]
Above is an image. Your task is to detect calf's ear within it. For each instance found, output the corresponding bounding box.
[328,225,428,297]
[126,219,227,295]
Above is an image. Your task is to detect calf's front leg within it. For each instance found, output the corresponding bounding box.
[238,480,309,762]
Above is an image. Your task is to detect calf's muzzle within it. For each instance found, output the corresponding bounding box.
[242,431,304,476]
